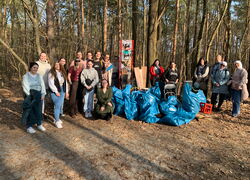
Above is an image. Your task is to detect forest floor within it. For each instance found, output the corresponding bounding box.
[0,80,249,180]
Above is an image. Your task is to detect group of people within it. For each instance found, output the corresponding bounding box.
[22,51,114,133]
[149,54,249,116]
[21,51,248,134]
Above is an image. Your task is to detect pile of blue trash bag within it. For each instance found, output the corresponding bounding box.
[112,82,206,126]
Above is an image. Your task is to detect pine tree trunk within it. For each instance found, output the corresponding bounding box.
[46,0,56,62]
[132,0,138,65]
[196,0,207,64]
[81,0,85,50]
[103,0,108,52]
[172,0,180,63]
[206,0,230,62]
[143,0,148,67]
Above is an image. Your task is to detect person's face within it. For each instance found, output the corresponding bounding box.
[235,63,240,68]
[77,52,82,59]
[40,53,47,62]
[55,63,60,70]
[59,58,66,66]
[200,59,205,65]
[217,55,222,62]
[87,53,93,59]
[96,52,101,59]
[87,61,93,68]
[220,64,225,69]
[155,60,159,66]
[171,63,176,69]
[30,65,39,74]
[105,54,110,60]
[102,80,108,88]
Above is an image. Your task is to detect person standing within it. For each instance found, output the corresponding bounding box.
[22,62,46,133]
[95,79,114,121]
[211,61,230,111]
[102,54,113,86]
[193,57,210,98]
[68,59,83,117]
[70,51,87,69]
[48,62,69,128]
[211,54,223,79]
[58,58,67,116]
[36,52,51,115]
[93,51,103,85]
[163,62,179,84]
[229,61,249,117]
[149,59,164,86]
[80,60,99,118]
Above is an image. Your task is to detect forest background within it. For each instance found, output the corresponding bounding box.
[0,0,249,90]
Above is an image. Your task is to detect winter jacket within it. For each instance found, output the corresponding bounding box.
[231,68,249,100]
[149,66,164,80]
[212,68,230,94]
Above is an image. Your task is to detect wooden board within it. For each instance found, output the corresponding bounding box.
[134,66,147,89]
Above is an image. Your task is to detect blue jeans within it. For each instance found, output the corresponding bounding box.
[51,90,65,121]
[83,89,94,113]
[231,89,241,116]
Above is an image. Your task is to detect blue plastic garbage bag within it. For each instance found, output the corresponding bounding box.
[159,96,179,115]
[138,92,160,123]
[122,84,139,120]
[112,86,125,115]
[181,82,206,114]
[159,105,196,126]
[149,82,162,102]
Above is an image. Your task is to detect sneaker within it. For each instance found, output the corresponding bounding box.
[55,121,63,129]
[37,125,46,131]
[60,114,65,117]
[57,119,63,124]
[85,112,89,118]
[27,127,36,134]
[88,112,93,118]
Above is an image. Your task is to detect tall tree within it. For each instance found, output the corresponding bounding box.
[103,0,108,52]
[196,0,207,64]
[172,0,180,63]
[46,0,56,62]
[206,0,230,62]
[132,0,138,65]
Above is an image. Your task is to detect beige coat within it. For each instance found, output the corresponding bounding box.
[231,68,248,101]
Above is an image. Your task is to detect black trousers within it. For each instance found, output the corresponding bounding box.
[211,93,226,109]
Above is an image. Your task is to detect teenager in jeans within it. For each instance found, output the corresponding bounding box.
[22,62,46,133]
[80,60,99,118]
[48,62,69,128]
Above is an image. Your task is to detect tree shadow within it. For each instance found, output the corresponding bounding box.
[62,116,185,179]
[0,157,20,180]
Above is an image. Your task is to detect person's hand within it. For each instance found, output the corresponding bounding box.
[41,96,44,100]
[65,93,69,100]
[56,92,60,96]
[216,83,220,87]
[166,79,169,83]
[107,102,112,107]
[100,106,105,111]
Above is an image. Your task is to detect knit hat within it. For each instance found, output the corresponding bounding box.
[234,60,242,69]
[220,61,227,67]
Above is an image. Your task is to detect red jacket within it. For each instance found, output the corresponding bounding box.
[150,66,164,80]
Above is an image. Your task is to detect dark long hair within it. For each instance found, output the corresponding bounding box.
[152,59,161,66]
[49,62,67,80]
[197,57,207,67]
